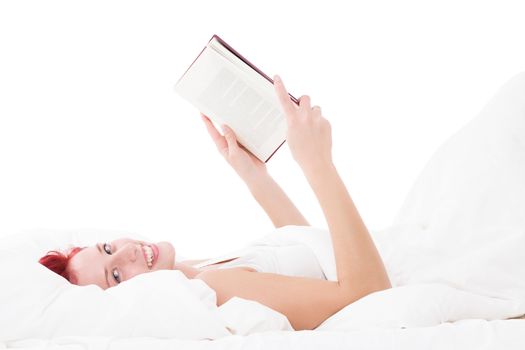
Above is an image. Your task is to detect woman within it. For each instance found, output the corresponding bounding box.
[39,75,392,331]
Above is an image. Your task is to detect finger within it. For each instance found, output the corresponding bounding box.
[221,124,239,154]
[273,75,296,116]
[200,113,227,151]
[311,108,322,119]
[299,95,311,110]
[200,114,212,126]
[200,113,221,139]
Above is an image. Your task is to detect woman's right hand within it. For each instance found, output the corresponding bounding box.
[200,112,268,184]
[273,75,334,174]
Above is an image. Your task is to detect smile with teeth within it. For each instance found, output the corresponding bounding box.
[142,244,154,267]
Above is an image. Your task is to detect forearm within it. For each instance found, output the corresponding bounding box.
[246,174,309,228]
[303,162,391,294]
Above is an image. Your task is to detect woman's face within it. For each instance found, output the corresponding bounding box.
[68,238,175,289]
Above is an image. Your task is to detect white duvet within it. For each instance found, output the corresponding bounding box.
[231,223,525,333]
[1,71,525,345]
[2,319,525,349]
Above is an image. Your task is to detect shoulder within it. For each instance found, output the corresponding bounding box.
[195,268,255,306]
[180,258,209,266]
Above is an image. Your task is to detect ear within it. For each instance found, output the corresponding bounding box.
[69,270,79,284]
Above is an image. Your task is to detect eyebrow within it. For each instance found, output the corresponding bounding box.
[97,243,111,289]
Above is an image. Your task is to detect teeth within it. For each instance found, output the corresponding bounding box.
[142,245,154,267]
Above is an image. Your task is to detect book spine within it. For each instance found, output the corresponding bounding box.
[264,139,287,163]
[175,44,208,86]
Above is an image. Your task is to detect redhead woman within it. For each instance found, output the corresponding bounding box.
[39,75,392,331]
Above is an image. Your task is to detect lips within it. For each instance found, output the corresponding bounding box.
[140,243,159,269]
[151,244,159,266]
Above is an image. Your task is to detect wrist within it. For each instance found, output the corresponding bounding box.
[301,159,336,179]
[238,165,268,186]
[246,172,274,194]
[303,162,342,203]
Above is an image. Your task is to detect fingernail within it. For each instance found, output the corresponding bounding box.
[221,124,228,133]
[274,75,281,83]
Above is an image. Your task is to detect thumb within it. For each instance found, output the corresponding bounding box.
[273,74,296,118]
[221,124,238,151]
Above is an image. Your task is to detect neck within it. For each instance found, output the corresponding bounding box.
[173,261,202,279]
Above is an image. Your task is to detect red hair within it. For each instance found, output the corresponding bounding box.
[38,246,86,284]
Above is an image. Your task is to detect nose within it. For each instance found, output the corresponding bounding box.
[115,243,140,263]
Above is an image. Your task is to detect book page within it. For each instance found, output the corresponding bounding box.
[174,45,286,162]
[207,38,273,94]
[207,37,289,105]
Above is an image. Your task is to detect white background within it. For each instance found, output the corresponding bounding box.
[0,0,524,259]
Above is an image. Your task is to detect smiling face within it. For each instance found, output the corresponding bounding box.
[67,238,175,289]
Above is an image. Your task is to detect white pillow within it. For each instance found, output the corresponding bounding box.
[218,297,294,334]
[372,72,525,287]
[0,228,231,341]
[392,72,525,250]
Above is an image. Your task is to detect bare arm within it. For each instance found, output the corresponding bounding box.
[303,162,391,291]
[246,174,309,228]
[273,75,391,292]
[196,267,349,330]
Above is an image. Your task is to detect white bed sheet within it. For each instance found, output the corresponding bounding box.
[2,319,524,349]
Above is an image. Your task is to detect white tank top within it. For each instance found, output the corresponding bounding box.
[192,244,326,280]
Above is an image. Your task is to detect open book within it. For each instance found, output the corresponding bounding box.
[174,34,299,163]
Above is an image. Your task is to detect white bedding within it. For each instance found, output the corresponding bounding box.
[2,319,525,349]
[1,71,524,348]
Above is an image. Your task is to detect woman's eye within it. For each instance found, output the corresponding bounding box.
[112,269,121,284]
[103,243,112,255]
[102,243,120,284]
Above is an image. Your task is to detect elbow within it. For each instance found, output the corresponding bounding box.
[368,277,393,294]
[338,277,392,305]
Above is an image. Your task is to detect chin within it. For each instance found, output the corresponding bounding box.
[156,241,175,270]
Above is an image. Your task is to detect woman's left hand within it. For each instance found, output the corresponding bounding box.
[200,113,268,183]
